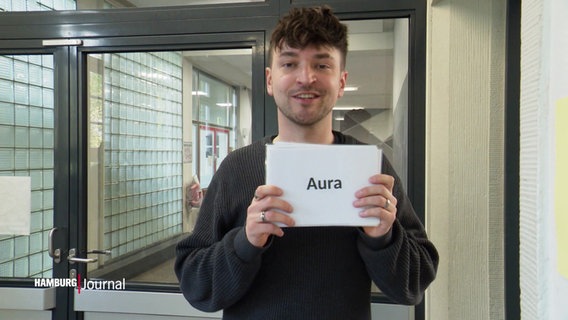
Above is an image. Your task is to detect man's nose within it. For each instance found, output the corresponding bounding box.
[296,65,317,84]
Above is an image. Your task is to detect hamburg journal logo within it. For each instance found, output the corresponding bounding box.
[34,274,126,293]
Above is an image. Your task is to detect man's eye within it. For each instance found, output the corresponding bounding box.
[282,63,295,68]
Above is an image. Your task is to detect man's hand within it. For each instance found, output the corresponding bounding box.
[246,185,295,248]
[353,174,397,238]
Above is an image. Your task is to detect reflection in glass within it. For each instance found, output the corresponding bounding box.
[0,0,76,12]
[87,49,252,283]
[336,18,409,189]
[87,52,184,282]
[0,55,54,278]
[337,18,409,294]
[193,70,237,188]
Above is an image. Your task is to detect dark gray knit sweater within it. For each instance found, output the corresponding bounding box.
[175,132,438,320]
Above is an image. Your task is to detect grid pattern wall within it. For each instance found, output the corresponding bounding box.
[0,55,55,278]
[102,52,183,258]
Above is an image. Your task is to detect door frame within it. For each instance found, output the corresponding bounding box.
[73,29,267,283]
[0,43,75,320]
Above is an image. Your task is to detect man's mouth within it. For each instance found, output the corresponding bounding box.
[293,92,320,100]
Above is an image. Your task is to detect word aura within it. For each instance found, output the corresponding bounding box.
[306,177,343,190]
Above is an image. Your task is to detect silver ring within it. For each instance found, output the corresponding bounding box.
[384,198,391,210]
[260,211,267,222]
[254,194,260,200]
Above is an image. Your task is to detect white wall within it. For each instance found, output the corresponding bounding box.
[548,0,568,318]
[520,0,568,319]
[426,0,506,319]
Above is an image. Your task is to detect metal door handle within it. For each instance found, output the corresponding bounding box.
[48,228,61,263]
[68,257,98,264]
[67,248,98,264]
[49,229,111,265]
[87,249,111,255]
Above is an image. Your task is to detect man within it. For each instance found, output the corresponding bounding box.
[175,6,438,319]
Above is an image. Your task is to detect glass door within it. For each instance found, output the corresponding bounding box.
[0,44,78,320]
[85,50,187,285]
[0,52,58,320]
[0,53,56,279]
[337,18,410,189]
[74,34,261,319]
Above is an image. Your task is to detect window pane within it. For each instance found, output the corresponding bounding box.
[335,18,409,189]
[337,18,410,294]
[193,71,238,187]
[87,51,183,281]
[0,0,76,12]
[0,54,55,279]
[75,0,263,10]
[86,48,252,284]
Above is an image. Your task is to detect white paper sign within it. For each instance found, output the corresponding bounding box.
[0,176,31,235]
[266,143,382,227]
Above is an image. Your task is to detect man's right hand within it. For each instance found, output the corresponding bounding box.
[245,185,295,247]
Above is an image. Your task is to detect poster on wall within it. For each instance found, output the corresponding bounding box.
[0,177,31,235]
[183,142,192,163]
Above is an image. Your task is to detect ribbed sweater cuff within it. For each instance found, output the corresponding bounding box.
[357,227,394,250]
[233,227,266,263]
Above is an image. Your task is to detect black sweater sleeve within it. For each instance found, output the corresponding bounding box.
[174,142,267,312]
[356,156,439,305]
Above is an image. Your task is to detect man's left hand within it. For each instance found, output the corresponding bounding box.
[353,174,397,238]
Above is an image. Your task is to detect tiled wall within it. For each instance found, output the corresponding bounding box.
[101,51,183,258]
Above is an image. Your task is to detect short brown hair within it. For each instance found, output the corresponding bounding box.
[269,6,348,69]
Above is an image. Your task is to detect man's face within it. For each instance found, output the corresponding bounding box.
[266,44,347,127]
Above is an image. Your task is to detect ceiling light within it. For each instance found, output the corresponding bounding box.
[333,106,364,111]
[192,91,208,96]
[216,103,233,107]
[344,86,359,92]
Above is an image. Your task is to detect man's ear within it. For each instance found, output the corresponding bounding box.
[266,67,274,96]
[337,70,348,98]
